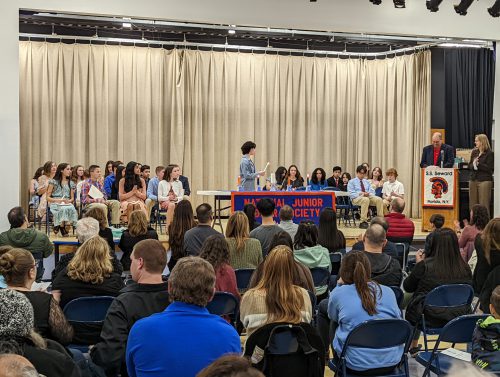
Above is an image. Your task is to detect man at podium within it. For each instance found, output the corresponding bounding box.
[420,132,455,168]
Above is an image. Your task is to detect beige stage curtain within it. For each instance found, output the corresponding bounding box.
[19,41,430,217]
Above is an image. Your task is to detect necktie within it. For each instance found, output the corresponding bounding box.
[360,179,365,193]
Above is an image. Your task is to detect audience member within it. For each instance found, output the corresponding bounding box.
[184,204,222,256]
[167,200,195,271]
[469,134,494,214]
[455,204,490,262]
[423,214,445,257]
[28,167,44,208]
[278,205,298,240]
[104,161,121,197]
[326,166,342,189]
[91,239,170,377]
[46,163,78,236]
[197,355,264,377]
[328,251,402,373]
[384,198,415,244]
[0,354,39,377]
[249,199,282,256]
[140,165,151,188]
[0,245,13,288]
[339,172,351,192]
[145,165,165,218]
[472,285,500,373]
[0,289,80,377]
[293,221,331,297]
[274,166,287,190]
[225,211,262,269]
[36,161,56,218]
[369,167,384,194]
[317,207,346,253]
[85,206,115,251]
[119,161,147,222]
[200,236,240,299]
[382,168,404,213]
[119,210,158,271]
[0,248,73,346]
[126,257,241,377]
[310,168,327,191]
[52,236,125,343]
[104,160,114,177]
[351,217,398,258]
[282,165,304,190]
[243,203,260,231]
[158,164,184,229]
[347,165,384,229]
[404,228,472,351]
[81,164,121,227]
[240,246,312,336]
[0,207,53,258]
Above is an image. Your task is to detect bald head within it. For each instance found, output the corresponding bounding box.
[391,198,405,214]
[0,354,38,377]
[432,132,443,148]
[363,224,387,252]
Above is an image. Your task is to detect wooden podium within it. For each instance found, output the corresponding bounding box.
[421,167,459,232]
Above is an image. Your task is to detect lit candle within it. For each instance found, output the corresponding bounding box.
[307,174,310,185]
[237,176,241,186]
[287,177,291,186]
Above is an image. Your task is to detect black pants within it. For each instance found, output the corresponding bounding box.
[316,298,337,355]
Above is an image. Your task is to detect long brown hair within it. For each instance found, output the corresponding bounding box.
[483,218,500,264]
[168,200,195,262]
[339,251,380,316]
[199,235,230,271]
[252,246,305,324]
[71,165,84,183]
[225,211,249,253]
[127,210,149,237]
[67,236,113,284]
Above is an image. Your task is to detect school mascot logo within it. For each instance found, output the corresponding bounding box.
[430,177,448,199]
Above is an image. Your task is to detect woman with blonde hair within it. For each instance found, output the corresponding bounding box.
[225,211,263,269]
[469,133,494,213]
[240,245,312,336]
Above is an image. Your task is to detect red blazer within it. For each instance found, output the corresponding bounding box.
[385,213,415,241]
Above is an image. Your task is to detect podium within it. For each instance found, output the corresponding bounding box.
[421,167,459,232]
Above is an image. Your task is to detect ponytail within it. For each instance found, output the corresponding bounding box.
[353,261,379,316]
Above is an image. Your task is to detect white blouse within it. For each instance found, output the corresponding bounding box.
[158,180,184,202]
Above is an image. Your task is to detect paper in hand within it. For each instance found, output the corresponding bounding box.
[89,185,104,199]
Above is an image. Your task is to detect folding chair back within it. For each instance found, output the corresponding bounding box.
[235,268,255,291]
[310,267,330,288]
[63,296,115,322]
[389,286,404,308]
[206,292,239,318]
[424,284,474,308]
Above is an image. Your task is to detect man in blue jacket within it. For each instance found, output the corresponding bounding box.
[420,132,455,168]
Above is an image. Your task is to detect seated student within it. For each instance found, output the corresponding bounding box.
[71,164,85,205]
[326,166,342,189]
[140,165,151,188]
[198,355,264,377]
[384,198,415,244]
[310,168,327,191]
[382,168,404,213]
[177,165,191,196]
[200,235,240,300]
[118,161,147,222]
[0,354,39,377]
[455,204,490,262]
[244,203,261,231]
[282,165,304,190]
[240,246,312,337]
[293,221,331,298]
[184,204,223,256]
[278,205,299,240]
[85,206,115,252]
[249,199,282,257]
[0,289,80,377]
[91,239,170,377]
[347,165,384,229]
[119,210,159,271]
[110,164,125,201]
[328,251,402,374]
[339,172,351,192]
[104,161,122,197]
[104,160,114,178]
[0,206,53,258]
[126,257,241,377]
[29,166,44,208]
[404,228,472,352]
[158,164,185,229]
[317,207,346,253]
[81,164,121,227]
[274,166,288,190]
[145,165,165,219]
[369,167,384,194]
[52,236,125,344]
[36,161,56,219]
[225,211,263,270]
[472,285,500,373]
[46,163,78,236]
[423,214,445,257]
[351,217,398,258]
[0,248,73,345]
[168,200,195,271]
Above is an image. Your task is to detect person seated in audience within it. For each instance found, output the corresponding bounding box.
[455,204,490,262]
[46,163,78,236]
[382,168,404,214]
[119,210,158,271]
[0,289,80,377]
[0,245,13,288]
[52,236,125,344]
[0,248,73,346]
[326,166,342,189]
[240,246,312,336]
[197,355,264,377]
[176,165,191,196]
[328,251,402,373]
[167,200,195,272]
[475,219,500,312]
[225,211,262,270]
[200,235,240,300]
[404,228,472,352]
[423,214,445,257]
[145,165,165,220]
[348,165,384,229]
[126,257,241,377]
[85,206,115,252]
[0,206,53,258]
[119,161,147,222]
[0,354,39,377]
[351,216,398,258]
[104,161,122,197]
[91,239,170,377]
[81,164,121,228]
[29,166,44,208]
[317,207,346,253]
[384,198,415,244]
[249,198,282,257]
[243,203,260,231]
[282,165,304,190]
[339,172,351,192]
[140,165,151,188]
[36,160,56,219]
[310,167,327,191]
[158,164,185,230]
[274,166,287,190]
[104,160,114,178]
[184,204,223,256]
[472,285,500,373]
[278,205,299,240]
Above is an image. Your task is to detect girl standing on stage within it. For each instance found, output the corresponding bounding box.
[239,141,264,191]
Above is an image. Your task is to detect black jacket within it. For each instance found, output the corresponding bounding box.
[90,282,170,377]
[469,149,494,182]
[363,251,402,287]
[326,176,342,189]
[473,235,500,295]
[351,241,398,259]
[420,143,455,168]
[118,228,158,270]
[179,175,191,196]
[52,249,123,280]
[472,316,500,371]
[479,265,500,314]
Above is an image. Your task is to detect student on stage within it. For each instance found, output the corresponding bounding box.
[382,168,404,213]
[158,164,185,229]
[326,166,342,189]
[119,161,147,222]
[240,141,265,191]
[104,160,114,177]
[369,167,384,194]
[36,161,57,219]
[282,165,304,190]
[420,132,455,168]
[310,168,327,191]
[340,172,351,192]
[274,166,287,190]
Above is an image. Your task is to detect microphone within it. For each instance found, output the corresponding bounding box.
[440,150,444,168]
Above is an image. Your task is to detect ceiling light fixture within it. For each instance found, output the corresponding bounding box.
[228,29,236,35]
[426,0,443,11]
[487,0,500,16]
[369,0,382,5]
[454,0,475,15]
[393,0,406,8]
[122,17,132,28]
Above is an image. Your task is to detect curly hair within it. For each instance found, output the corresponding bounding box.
[199,235,230,271]
[67,236,113,284]
[85,207,108,230]
[470,204,490,231]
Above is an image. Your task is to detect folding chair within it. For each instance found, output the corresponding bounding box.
[389,286,405,309]
[310,267,330,290]
[394,243,409,271]
[323,187,353,226]
[235,268,255,291]
[328,318,413,377]
[419,284,474,351]
[32,252,45,282]
[206,292,239,327]
[416,314,488,377]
